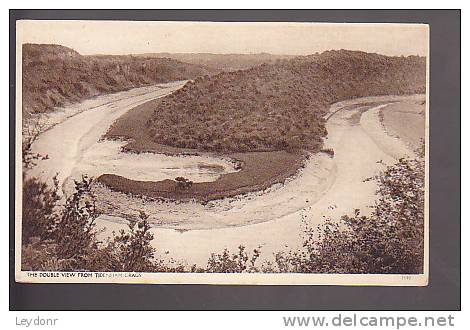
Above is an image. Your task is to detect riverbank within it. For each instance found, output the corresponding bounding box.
[93,151,335,230]
[94,95,423,266]
[27,81,188,189]
[27,88,425,266]
[99,93,308,202]
[379,98,426,151]
[97,151,306,202]
[93,95,423,231]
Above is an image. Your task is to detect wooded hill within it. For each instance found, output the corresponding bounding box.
[136,52,297,71]
[145,50,426,153]
[22,44,214,116]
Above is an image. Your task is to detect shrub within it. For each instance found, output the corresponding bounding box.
[205,245,261,273]
[53,175,100,264]
[21,121,183,272]
[21,174,184,272]
[21,238,64,271]
[203,155,425,275]
[175,176,193,190]
[22,175,60,244]
[110,211,157,272]
[276,157,425,274]
[22,123,59,244]
[22,123,48,169]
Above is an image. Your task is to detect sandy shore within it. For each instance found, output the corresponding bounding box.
[27,81,238,193]
[94,152,335,230]
[95,94,424,267]
[379,98,426,151]
[28,87,424,267]
[24,81,187,133]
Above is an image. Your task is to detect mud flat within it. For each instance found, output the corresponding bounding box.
[94,152,335,230]
[95,94,424,267]
[379,98,426,150]
[360,104,416,160]
[97,151,305,203]
[27,81,238,193]
[97,92,308,202]
[28,85,424,267]
[23,81,186,134]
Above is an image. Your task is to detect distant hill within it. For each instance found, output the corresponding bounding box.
[142,50,426,153]
[22,44,215,116]
[136,52,297,71]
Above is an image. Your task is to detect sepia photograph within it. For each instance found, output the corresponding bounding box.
[15,20,429,285]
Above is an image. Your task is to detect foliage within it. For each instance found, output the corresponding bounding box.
[23,156,424,274]
[205,245,261,273]
[108,211,156,272]
[53,176,100,264]
[20,93,184,272]
[147,50,426,153]
[276,157,425,274]
[22,238,67,271]
[202,155,424,274]
[174,176,193,190]
[22,176,60,244]
[22,122,59,244]
[22,43,214,116]
[22,122,49,170]
[23,155,423,274]
[21,175,185,272]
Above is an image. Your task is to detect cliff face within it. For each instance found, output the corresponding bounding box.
[22,44,214,116]
[144,50,426,153]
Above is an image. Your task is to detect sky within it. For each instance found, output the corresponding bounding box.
[17,20,429,57]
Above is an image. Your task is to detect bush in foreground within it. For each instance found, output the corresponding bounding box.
[22,139,424,274]
[21,175,184,272]
[205,157,425,274]
[21,123,176,271]
[22,176,60,245]
[205,246,261,273]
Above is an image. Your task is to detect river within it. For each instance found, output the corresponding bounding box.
[28,82,423,267]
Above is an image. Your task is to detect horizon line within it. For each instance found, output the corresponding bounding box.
[23,43,426,58]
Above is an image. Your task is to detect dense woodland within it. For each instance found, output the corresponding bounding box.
[137,52,296,71]
[22,44,214,116]
[146,50,426,153]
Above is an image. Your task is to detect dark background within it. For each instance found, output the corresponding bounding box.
[10,9,461,311]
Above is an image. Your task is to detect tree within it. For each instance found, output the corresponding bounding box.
[111,211,157,272]
[21,121,59,244]
[54,175,100,263]
[20,123,178,272]
[22,175,60,244]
